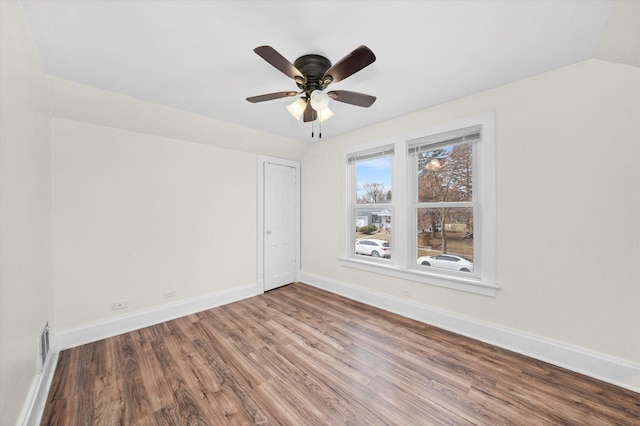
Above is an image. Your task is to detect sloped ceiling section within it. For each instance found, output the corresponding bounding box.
[20,0,633,142]
[595,0,640,68]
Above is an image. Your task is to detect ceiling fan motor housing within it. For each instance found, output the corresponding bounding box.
[293,54,332,95]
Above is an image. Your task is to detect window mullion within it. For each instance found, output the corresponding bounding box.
[355,203,393,209]
[392,139,407,268]
[415,201,474,209]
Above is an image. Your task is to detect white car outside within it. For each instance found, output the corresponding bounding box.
[417,254,473,272]
[355,239,391,258]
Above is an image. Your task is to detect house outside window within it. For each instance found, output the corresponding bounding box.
[341,112,497,296]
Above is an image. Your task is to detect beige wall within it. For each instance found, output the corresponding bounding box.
[52,118,262,328]
[0,2,54,425]
[301,59,640,365]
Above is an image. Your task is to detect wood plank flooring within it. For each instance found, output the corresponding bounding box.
[41,283,640,425]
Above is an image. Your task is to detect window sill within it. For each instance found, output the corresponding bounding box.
[338,256,499,296]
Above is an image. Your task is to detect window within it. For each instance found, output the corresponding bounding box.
[341,112,496,296]
[348,147,393,261]
[410,126,478,276]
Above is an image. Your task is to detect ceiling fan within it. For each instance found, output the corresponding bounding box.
[246,45,377,127]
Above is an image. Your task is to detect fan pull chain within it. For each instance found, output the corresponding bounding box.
[310,116,324,139]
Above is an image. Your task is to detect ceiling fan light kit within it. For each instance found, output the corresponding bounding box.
[286,98,307,120]
[317,106,334,123]
[247,45,377,138]
[310,90,330,111]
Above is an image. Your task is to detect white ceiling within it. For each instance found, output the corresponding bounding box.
[20,0,618,142]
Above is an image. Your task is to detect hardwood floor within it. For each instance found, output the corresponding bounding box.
[42,283,639,425]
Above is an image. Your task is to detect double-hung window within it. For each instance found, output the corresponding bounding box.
[341,112,496,296]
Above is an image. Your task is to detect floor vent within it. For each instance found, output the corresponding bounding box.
[39,322,50,369]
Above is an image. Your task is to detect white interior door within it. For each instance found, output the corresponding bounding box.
[263,162,297,291]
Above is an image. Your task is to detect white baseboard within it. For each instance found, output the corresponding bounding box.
[299,271,640,394]
[56,283,257,350]
[18,342,59,426]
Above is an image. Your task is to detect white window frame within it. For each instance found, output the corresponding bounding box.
[347,145,395,264]
[340,112,497,296]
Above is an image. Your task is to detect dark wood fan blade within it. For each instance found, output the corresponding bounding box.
[327,90,376,107]
[246,91,298,103]
[323,45,376,84]
[303,102,317,122]
[254,46,303,79]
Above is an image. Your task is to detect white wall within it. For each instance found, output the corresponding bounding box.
[0,2,54,425]
[52,118,269,328]
[301,60,640,374]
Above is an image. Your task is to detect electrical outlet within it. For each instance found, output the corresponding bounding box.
[164,290,176,298]
[111,300,128,310]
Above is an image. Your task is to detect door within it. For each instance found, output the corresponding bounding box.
[263,161,297,291]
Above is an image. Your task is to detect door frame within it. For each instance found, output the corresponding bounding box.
[257,155,301,294]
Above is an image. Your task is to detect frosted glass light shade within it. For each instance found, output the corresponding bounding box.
[317,106,334,122]
[287,98,306,120]
[310,90,330,111]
